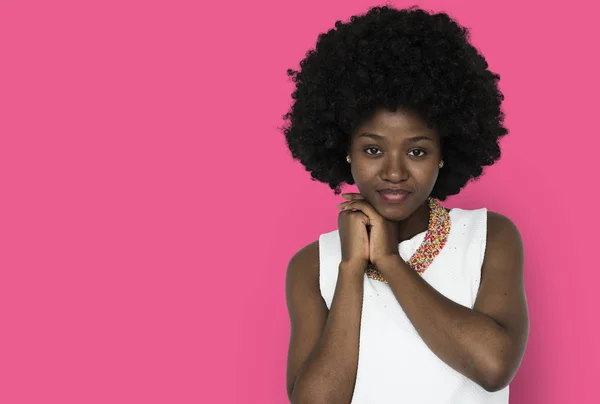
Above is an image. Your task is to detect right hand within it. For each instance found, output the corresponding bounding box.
[337,206,370,273]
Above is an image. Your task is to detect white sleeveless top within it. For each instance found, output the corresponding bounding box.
[318,207,509,403]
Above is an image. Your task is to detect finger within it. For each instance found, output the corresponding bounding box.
[341,200,382,225]
[337,201,361,210]
[337,201,352,209]
[341,193,365,200]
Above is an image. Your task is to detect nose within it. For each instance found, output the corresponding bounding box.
[381,156,407,183]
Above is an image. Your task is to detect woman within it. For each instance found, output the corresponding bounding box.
[282,5,529,404]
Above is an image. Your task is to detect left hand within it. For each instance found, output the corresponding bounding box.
[337,193,401,269]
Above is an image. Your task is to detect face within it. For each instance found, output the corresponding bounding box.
[348,107,442,221]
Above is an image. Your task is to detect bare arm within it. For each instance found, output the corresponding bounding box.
[375,211,529,392]
[285,241,365,404]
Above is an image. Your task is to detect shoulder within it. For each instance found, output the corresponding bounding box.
[452,207,521,239]
[286,228,339,283]
[285,240,320,295]
[450,207,523,262]
[486,211,523,246]
[288,240,319,272]
[483,210,524,271]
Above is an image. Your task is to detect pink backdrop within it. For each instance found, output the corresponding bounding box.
[1,0,598,402]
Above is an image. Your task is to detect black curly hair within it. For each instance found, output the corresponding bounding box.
[281,5,507,200]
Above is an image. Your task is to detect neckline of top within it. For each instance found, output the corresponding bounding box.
[398,207,457,246]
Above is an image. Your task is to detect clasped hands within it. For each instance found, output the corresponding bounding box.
[337,193,404,274]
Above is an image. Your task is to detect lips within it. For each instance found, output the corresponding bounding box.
[378,189,410,194]
[377,189,411,203]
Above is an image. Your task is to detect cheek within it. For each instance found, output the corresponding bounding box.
[412,163,439,183]
[351,160,379,180]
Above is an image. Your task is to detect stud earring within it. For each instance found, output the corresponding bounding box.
[346,155,351,163]
[439,160,444,168]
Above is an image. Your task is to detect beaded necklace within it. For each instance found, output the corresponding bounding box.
[365,197,451,283]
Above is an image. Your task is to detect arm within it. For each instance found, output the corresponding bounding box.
[285,241,364,404]
[375,211,529,392]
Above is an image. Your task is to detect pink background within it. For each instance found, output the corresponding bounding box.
[1,0,598,402]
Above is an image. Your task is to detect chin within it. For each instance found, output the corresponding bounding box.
[376,205,410,221]
[384,212,410,222]
[375,196,425,221]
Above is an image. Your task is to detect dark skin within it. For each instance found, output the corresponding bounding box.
[285,108,529,403]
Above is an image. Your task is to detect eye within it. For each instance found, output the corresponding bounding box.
[364,147,382,155]
[408,149,427,157]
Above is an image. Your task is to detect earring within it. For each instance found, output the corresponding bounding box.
[346,155,351,163]
[439,160,444,168]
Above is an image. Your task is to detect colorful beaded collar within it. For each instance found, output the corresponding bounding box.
[365,197,451,283]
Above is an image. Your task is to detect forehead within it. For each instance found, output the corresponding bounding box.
[354,107,436,137]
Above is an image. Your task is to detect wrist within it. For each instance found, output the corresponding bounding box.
[339,260,367,277]
[372,254,402,270]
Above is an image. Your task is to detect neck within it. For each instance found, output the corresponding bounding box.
[396,200,430,242]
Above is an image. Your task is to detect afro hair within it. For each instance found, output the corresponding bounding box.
[281,5,508,200]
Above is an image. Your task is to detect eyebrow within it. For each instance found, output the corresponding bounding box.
[358,133,435,142]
